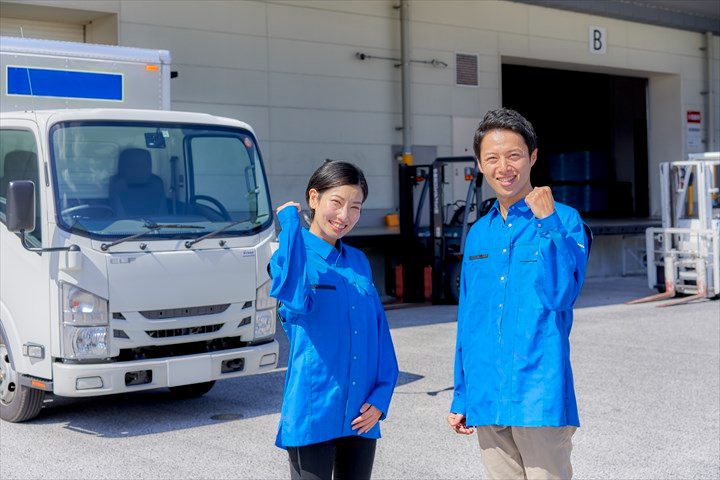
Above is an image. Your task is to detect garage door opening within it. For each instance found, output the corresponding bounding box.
[502,64,649,218]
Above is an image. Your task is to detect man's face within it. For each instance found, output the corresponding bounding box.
[477,129,537,206]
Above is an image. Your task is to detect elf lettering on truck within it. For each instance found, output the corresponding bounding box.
[0,37,279,422]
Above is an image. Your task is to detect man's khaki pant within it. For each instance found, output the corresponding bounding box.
[476,425,576,480]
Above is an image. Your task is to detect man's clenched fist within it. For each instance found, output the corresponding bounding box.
[525,186,555,220]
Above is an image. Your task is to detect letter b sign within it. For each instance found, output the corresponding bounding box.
[589,26,607,55]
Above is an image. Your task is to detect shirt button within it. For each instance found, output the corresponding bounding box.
[500,276,505,281]
[354,330,358,334]
[508,223,513,228]
[499,304,503,309]
[352,381,356,386]
[537,223,542,227]
[353,355,358,360]
[351,306,355,310]
[502,249,507,254]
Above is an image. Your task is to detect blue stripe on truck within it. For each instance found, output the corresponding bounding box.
[7,67,123,101]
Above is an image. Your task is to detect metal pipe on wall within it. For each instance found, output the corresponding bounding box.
[706,31,716,151]
[400,0,412,164]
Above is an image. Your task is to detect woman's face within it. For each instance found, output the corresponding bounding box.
[308,184,364,246]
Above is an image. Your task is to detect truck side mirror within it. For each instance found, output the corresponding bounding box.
[6,180,35,233]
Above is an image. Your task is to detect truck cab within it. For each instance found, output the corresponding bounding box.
[0,108,279,422]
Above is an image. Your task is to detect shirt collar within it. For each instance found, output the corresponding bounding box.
[302,228,344,261]
[490,198,531,217]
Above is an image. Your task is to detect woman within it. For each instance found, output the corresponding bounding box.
[270,160,399,480]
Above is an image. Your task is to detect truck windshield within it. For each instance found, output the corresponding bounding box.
[49,121,272,241]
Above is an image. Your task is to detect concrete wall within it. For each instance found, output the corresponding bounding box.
[2,0,717,220]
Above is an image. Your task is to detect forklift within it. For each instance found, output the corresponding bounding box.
[397,156,494,304]
[628,152,720,307]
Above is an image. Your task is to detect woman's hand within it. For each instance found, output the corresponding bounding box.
[351,403,382,435]
[276,201,301,215]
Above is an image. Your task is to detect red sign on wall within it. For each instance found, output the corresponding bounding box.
[687,111,702,123]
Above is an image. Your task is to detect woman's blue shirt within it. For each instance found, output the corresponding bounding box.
[270,206,399,448]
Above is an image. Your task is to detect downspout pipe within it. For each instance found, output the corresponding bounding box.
[400,0,413,165]
[706,32,716,152]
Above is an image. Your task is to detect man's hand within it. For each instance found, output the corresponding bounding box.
[351,403,382,435]
[447,412,474,435]
[276,201,301,215]
[525,186,555,219]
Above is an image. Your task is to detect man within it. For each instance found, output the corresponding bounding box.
[447,108,591,479]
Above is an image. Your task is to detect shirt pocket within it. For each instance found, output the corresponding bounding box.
[513,244,544,313]
[305,284,341,340]
[463,249,498,310]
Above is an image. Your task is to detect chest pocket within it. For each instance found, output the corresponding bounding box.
[514,244,539,281]
[304,284,341,340]
[463,248,499,295]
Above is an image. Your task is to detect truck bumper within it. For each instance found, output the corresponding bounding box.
[51,339,279,397]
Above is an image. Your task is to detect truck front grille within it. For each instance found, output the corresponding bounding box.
[117,336,249,362]
[139,304,230,319]
[146,323,223,339]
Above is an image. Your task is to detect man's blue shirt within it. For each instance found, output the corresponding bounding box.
[451,198,590,427]
[270,207,399,448]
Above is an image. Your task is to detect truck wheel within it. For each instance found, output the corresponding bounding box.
[0,332,45,423]
[168,381,216,399]
[446,261,462,305]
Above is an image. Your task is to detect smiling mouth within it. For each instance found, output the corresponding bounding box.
[330,220,346,233]
[497,174,517,187]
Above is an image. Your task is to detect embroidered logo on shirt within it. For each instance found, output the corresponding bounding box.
[469,254,489,260]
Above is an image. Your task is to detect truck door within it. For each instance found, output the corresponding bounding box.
[0,125,51,380]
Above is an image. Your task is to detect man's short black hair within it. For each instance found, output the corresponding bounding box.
[473,107,537,158]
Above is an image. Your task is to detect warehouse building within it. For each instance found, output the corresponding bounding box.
[1,0,718,289]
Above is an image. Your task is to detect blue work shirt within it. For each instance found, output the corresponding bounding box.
[270,206,399,448]
[451,199,590,427]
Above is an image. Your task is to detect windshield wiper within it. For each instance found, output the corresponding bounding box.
[101,221,204,251]
[184,218,256,248]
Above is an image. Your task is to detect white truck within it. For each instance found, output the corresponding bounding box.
[0,37,279,422]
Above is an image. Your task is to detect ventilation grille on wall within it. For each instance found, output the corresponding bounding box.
[456,53,479,86]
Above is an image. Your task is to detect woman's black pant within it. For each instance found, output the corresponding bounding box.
[287,435,377,480]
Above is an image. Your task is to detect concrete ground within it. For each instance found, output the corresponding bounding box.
[0,275,718,479]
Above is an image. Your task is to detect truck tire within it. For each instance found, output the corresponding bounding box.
[446,261,462,305]
[168,381,216,399]
[0,331,45,423]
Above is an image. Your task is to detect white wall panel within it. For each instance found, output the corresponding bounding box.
[268,73,398,113]
[411,22,499,56]
[411,114,452,149]
[121,23,268,71]
[267,38,397,80]
[527,7,590,41]
[450,87,499,118]
[411,84,452,115]
[0,17,83,41]
[268,108,399,145]
[171,65,269,106]
[626,23,702,56]
[266,2,395,48]
[498,31,531,56]
[270,0,394,18]
[269,142,392,176]
[119,0,267,36]
[412,0,528,34]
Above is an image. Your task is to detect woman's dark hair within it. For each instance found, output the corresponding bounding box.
[472,107,537,158]
[306,159,368,218]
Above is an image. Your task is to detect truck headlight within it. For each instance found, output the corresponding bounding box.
[61,283,110,359]
[63,327,109,358]
[254,279,276,342]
